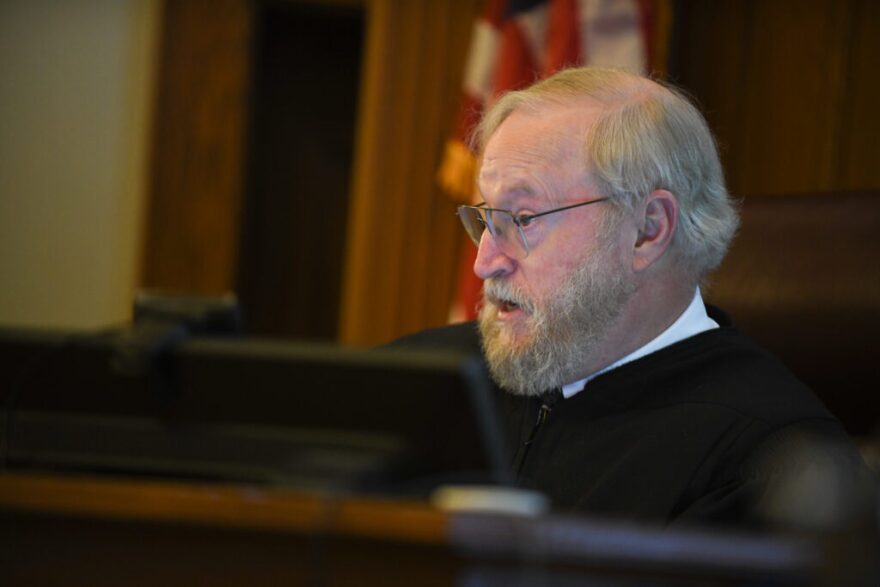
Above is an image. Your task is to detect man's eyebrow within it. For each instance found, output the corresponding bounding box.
[482,183,537,206]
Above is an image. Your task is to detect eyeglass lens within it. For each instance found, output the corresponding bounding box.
[457,207,528,258]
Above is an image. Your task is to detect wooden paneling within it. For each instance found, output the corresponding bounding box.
[836,0,880,190]
[675,0,880,197]
[142,0,477,344]
[338,0,480,345]
[142,0,252,294]
[738,0,848,195]
[670,0,751,194]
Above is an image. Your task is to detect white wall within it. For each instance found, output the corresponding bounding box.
[0,0,159,330]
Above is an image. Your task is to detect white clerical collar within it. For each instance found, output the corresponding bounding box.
[561,288,719,399]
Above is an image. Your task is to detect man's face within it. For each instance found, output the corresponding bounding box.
[475,106,635,396]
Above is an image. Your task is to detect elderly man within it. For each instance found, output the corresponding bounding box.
[396,68,867,526]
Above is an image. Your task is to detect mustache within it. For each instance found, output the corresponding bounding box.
[482,279,536,314]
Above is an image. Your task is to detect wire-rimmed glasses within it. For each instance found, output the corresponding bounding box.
[457,198,609,259]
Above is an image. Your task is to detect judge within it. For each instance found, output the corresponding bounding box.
[395,67,870,527]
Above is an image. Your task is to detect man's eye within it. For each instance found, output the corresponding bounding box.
[516,214,535,227]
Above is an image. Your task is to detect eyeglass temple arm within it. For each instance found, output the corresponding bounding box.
[519,198,609,223]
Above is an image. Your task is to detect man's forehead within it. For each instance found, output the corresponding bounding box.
[478,104,597,199]
[489,105,592,151]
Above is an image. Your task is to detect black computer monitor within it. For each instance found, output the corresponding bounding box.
[0,328,512,493]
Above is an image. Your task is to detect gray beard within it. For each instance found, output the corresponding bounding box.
[478,247,634,397]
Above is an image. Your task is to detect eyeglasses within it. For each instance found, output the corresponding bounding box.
[457,197,609,259]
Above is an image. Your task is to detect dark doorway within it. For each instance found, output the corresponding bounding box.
[237,1,364,340]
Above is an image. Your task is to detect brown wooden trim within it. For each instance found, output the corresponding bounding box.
[0,472,448,543]
[141,0,253,295]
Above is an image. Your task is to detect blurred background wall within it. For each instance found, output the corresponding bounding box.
[0,0,159,329]
[0,0,877,343]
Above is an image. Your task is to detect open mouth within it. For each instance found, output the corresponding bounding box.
[483,281,531,318]
[490,294,528,317]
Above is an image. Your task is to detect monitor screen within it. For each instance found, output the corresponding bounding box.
[0,328,512,494]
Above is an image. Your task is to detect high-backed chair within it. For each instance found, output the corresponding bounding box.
[706,191,880,436]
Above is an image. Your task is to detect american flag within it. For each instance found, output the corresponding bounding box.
[439,0,667,322]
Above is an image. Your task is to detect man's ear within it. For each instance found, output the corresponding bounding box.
[632,189,678,272]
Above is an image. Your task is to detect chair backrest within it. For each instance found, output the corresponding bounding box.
[706,191,880,436]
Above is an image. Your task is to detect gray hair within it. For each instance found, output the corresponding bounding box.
[474,67,738,278]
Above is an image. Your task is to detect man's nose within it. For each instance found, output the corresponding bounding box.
[473,230,515,280]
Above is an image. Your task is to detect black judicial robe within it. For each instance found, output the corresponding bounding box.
[391,309,870,527]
